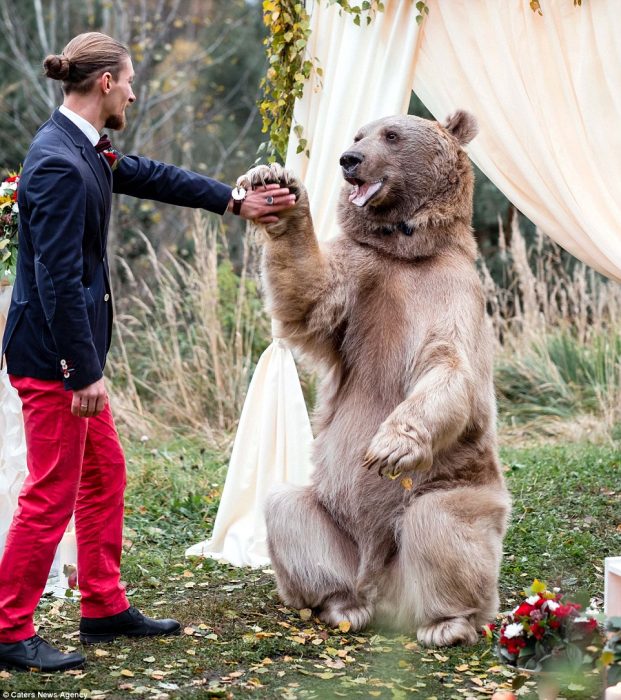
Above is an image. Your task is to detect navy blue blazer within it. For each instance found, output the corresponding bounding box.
[1,109,233,390]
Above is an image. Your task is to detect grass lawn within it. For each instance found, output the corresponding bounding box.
[0,438,619,699]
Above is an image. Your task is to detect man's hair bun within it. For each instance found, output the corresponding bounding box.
[43,54,71,80]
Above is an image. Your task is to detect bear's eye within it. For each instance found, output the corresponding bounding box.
[385,131,398,141]
[353,134,362,143]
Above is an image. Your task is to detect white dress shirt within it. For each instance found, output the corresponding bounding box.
[58,105,100,147]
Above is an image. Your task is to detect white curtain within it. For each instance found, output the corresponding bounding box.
[185,332,313,567]
[412,0,621,283]
[188,0,621,566]
[0,286,78,596]
[0,285,27,556]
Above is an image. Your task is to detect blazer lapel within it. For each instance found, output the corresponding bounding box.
[51,110,112,256]
[52,110,112,209]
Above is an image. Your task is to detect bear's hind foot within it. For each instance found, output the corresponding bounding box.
[318,596,373,632]
[416,617,478,647]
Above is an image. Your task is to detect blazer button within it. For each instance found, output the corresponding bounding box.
[104,293,110,301]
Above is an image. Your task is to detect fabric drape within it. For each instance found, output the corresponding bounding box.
[1,286,79,596]
[0,286,27,557]
[412,0,621,282]
[185,334,313,567]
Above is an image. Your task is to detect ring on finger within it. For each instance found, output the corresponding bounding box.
[265,195,274,205]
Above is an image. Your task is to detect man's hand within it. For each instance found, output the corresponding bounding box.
[229,183,296,224]
[71,377,108,418]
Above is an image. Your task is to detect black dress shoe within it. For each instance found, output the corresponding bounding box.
[0,635,85,672]
[79,606,181,644]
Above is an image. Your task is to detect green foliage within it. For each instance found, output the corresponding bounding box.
[496,328,621,426]
[259,0,314,161]
[259,0,383,162]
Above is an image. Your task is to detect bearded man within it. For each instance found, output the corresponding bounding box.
[0,32,293,672]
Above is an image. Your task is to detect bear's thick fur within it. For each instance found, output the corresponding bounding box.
[237,111,511,647]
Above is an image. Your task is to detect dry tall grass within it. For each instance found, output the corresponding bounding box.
[107,211,621,444]
[482,215,621,439]
[106,212,269,445]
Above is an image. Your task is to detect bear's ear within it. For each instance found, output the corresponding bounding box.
[443,110,478,145]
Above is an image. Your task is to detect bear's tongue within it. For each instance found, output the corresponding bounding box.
[349,180,382,207]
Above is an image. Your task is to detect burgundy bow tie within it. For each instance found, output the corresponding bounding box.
[95,134,112,153]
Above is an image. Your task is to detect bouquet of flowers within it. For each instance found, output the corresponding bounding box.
[0,170,20,282]
[484,579,600,673]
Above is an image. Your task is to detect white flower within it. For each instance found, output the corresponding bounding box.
[12,202,18,214]
[544,599,560,612]
[1,182,17,194]
[503,622,525,639]
[525,595,540,605]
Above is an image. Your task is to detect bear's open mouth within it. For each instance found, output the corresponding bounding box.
[346,178,384,207]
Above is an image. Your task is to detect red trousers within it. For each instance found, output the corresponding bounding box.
[0,376,129,642]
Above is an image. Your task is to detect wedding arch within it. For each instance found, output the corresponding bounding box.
[187,0,621,566]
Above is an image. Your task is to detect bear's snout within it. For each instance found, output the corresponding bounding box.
[340,151,364,178]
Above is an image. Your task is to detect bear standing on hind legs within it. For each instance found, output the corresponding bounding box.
[237,111,511,647]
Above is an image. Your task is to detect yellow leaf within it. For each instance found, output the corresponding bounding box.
[143,656,155,663]
[299,608,312,621]
[94,648,110,657]
[455,663,469,671]
[291,635,306,644]
[120,669,134,677]
[530,578,547,594]
[338,620,351,633]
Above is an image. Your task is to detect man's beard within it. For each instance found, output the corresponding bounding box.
[105,111,125,131]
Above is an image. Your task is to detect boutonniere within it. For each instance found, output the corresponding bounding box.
[96,134,123,172]
[102,149,123,172]
[103,150,117,167]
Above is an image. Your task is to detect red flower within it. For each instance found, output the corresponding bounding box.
[504,637,527,656]
[103,150,118,166]
[5,175,18,183]
[549,618,561,629]
[514,602,535,618]
[481,623,496,638]
[555,603,580,619]
[529,622,545,639]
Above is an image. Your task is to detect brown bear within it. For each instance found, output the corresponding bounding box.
[237,111,511,647]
